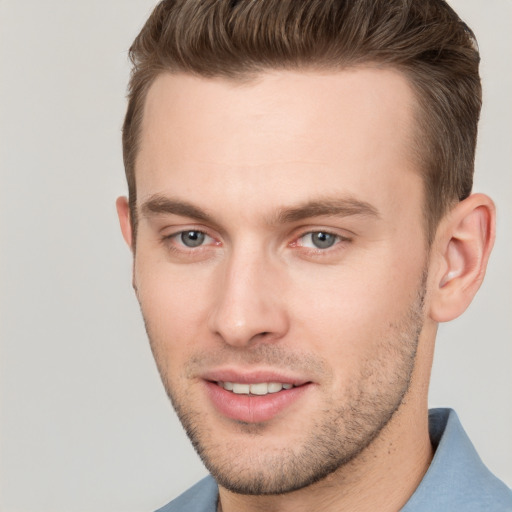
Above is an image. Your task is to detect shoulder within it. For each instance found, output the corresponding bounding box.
[155,476,218,512]
[402,408,512,511]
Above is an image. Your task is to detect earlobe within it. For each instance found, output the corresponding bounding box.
[429,193,495,323]
[116,196,133,250]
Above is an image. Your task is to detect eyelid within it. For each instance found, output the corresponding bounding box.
[292,228,352,243]
[176,230,213,247]
[159,224,351,255]
[289,228,353,257]
[162,226,220,250]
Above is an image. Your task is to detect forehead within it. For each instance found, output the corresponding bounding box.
[136,68,421,221]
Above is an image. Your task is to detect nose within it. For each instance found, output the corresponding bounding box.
[207,248,289,347]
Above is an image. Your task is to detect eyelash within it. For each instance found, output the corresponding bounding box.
[162,229,218,253]
[161,228,351,256]
[291,230,351,256]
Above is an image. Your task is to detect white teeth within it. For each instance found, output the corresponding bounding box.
[267,382,284,393]
[250,383,269,395]
[232,383,250,394]
[218,381,295,395]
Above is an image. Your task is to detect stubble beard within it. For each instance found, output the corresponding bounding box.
[143,282,426,496]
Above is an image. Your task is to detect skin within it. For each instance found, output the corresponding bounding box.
[117,68,495,512]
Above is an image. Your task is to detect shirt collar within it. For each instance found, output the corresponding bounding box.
[401,408,511,511]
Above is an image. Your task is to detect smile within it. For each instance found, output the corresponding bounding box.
[217,381,294,395]
[205,378,311,423]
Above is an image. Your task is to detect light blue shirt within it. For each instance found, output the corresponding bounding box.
[156,409,512,511]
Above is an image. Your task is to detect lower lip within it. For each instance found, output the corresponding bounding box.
[204,381,310,423]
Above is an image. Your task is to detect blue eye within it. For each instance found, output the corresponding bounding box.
[180,230,206,247]
[300,231,339,249]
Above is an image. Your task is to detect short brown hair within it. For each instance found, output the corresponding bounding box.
[122,0,481,243]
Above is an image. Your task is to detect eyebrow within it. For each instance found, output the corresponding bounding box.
[140,195,214,223]
[140,194,380,225]
[273,197,380,224]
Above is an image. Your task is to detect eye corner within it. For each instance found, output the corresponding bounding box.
[288,228,354,260]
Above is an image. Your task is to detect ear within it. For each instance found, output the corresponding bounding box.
[429,193,495,322]
[116,196,133,250]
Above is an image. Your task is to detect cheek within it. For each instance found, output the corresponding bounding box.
[287,247,425,357]
[134,256,215,358]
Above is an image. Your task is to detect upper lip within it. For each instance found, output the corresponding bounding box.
[200,368,311,386]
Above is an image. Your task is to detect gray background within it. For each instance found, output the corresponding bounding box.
[0,1,510,511]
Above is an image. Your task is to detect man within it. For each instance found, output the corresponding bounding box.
[116,0,512,510]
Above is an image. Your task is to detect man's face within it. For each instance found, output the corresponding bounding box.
[130,68,429,494]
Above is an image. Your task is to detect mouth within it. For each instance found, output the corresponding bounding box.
[202,374,312,423]
[216,381,297,396]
